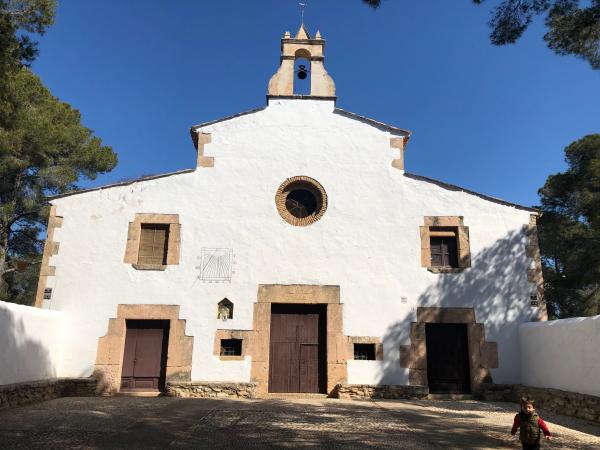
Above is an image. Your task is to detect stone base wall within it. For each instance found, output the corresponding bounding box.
[0,378,97,410]
[166,382,257,399]
[481,383,600,423]
[336,384,429,400]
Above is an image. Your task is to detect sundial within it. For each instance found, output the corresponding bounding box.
[197,248,234,283]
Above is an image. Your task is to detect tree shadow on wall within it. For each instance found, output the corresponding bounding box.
[0,305,53,386]
[379,228,534,385]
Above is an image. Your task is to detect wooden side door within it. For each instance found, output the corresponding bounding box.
[425,323,471,394]
[298,312,320,393]
[269,312,300,393]
[268,305,324,393]
[121,321,168,391]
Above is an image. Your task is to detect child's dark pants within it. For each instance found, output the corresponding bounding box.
[522,443,540,450]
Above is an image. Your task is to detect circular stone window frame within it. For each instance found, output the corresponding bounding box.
[275,176,328,227]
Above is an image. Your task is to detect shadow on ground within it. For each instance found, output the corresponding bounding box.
[0,397,598,449]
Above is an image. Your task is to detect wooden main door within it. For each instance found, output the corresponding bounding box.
[425,323,471,394]
[268,304,326,393]
[121,320,169,391]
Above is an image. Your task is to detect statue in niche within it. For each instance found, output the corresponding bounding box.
[217,298,234,320]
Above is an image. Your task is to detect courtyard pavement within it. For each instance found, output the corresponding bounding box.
[0,396,599,449]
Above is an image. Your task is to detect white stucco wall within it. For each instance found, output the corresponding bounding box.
[519,316,600,396]
[43,99,539,387]
[0,301,64,385]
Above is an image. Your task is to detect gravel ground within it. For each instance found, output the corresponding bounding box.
[0,396,598,449]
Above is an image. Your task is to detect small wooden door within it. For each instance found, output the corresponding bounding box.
[268,305,326,393]
[425,323,471,394]
[121,320,169,391]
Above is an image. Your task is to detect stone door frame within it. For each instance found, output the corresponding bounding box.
[400,307,498,394]
[94,304,193,395]
[250,284,346,396]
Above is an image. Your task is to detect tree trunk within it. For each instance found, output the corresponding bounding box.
[0,229,10,298]
[0,171,22,298]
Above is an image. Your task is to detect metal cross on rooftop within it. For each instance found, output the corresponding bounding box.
[299,2,307,25]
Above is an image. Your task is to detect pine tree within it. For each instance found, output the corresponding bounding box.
[363,1,600,69]
[538,135,600,318]
[0,1,117,304]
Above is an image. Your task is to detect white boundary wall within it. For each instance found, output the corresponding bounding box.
[0,301,64,385]
[519,315,600,397]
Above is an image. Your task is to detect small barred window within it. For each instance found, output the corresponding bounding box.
[353,344,376,360]
[220,339,242,356]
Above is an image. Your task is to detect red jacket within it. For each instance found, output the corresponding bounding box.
[511,413,551,437]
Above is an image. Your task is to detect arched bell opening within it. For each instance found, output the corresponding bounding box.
[293,49,311,95]
[267,27,335,98]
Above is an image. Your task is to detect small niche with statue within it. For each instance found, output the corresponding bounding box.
[217,298,234,321]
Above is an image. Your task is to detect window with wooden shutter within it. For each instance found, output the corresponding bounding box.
[430,227,459,268]
[420,217,471,272]
[138,224,169,265]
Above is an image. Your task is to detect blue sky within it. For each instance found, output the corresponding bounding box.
[32,0,600,207]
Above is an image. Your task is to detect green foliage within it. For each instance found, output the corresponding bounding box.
[544,1,600,70]
[0,0,56,75]
[0,1,116,305]
[476,0,553,45]
[361,0,382,8]
[477,0,600,69]
[0,68,117,304]
[364,0,600,69]
[538,135,600,318]
[2,258,40,305]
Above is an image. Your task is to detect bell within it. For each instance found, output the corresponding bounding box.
[297,64,308,80]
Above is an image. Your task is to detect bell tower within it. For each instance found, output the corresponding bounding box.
[267,24,336,99]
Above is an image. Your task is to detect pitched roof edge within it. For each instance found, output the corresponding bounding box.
[404,172,538,213]
[189,106,267,149]
[49,169,195,200]
[189,106,410,148]
[333,108,411,136]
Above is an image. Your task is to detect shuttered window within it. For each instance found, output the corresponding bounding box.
[430,229,459,268]
[138,224,169,265]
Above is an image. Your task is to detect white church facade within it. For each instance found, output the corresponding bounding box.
[34,24,546,397]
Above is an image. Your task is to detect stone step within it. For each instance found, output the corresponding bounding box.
[427,393,475,400]
[115,391,162,398]
[261,393,329,400]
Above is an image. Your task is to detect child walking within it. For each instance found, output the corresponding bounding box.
[511,397,552,450]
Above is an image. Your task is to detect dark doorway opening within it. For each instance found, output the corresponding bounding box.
[268,304,327,393]
[425,323,471,394]
[121,320,170,392]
